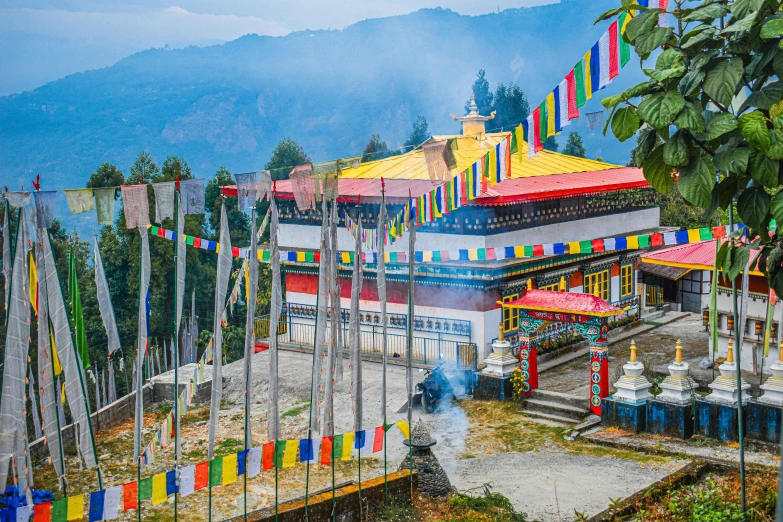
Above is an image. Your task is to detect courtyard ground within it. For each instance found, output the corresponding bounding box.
[32,349,690,522]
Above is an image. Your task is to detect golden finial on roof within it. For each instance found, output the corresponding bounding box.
[727,338,734,363]
[527,279,533,291]
[593,284,601,299]
[675,339,683,364]
[559,276,566,291]
[498,321,505,342]
[629,340,637,363]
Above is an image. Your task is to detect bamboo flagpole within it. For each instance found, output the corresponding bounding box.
[172,189,183,522]
[377,182,389,504]
[242,202,259,521]
[349,199,364,517]
[406,191,415,498]
[268,191,282,522]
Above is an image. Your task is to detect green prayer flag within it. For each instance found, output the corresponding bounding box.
[186,235,194,246]
[52,499,68,522]
[150,226,158,236]
[209,457,223,486]
[539,102,547,144]
[699,227,712,241]
[574,62,586,108]
[305,251,314,263]
[432,251,441,262]
[477,249,486,261]
[710,239,720,352]
[580,240,592,254]
[384,423,395,432]
[262,250,270,262]
[618,12,631,67]
[274,440,286,468]
[333,434,344,459]
[68,247,90,369]
[638,235,650,248]
[138,477,152,499]
[510,128,518,154]
[523,245,534,257]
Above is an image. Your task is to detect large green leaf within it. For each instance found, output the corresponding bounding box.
[642,144,675,193]
[737,185,771,230]
[761,19,783,39]
[645,66,686,82]
[771,191,783,227]
[718,175,741,208]
[625,9,662,42]
[720,12,759,33]
[674,101,706,131]
[692,51,719,70]
[622,81,658,99]
[638,91,685,127]
[683,3,729,21]
[730,0,763,20]
[635,128,660,165]
[701,112,738,140]
[678,69,705,96]
[602,94,623,109]
[727,244,750,280]
[749,151,779,187]
[775,53,783,79]
[703,58,744,106]
[713,147,750,173]
[594,6,626,23]
[767,129,783,160]
[739,81,783,111]
[678,155,717,207]
[681,27,717,50]
[738,111,771,152]
[663,131,690,166]
[611,107,640,142]
[656,48,685,70]
[635,27,675,58]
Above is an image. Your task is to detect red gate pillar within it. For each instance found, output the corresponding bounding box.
[588,324,610,416]
[519,335,538,395]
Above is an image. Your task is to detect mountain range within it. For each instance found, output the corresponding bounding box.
[0,0,644,200]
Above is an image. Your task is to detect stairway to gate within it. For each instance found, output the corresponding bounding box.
[522,389,591,425]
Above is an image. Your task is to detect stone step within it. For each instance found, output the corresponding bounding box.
[523,398,590,422]
[529,389,589,410]
[522,410,578,427]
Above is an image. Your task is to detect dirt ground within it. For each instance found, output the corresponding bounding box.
[31,351,688,522]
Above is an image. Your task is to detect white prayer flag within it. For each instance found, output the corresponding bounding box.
[598,31,611,89]
[361,429,375,457]
[543,244,555,256]
[103,486,123,520]
[604,238,616,251]
[15,505,31,522]
[663,232,677,245]
[309,438,321,464]
[180,465,196,498]
[558,80,570,129]
[247,446,263,478]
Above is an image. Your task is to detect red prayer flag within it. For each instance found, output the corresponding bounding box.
[170,414,175,438]
[650,233,663,247]
[441,250,450,262]
[532,107,544,152]
[123,482,138,511]
[262,441,275,471]
[485,248,496,261]
[157,228,165,238]
[565,70,579,119]
[314,251,320,263]
[592,239,605,253]
[712,226,726,239]
[460,171,468,205]
[373,426,384,453]
[231,246,240,257]
[532,245,544,257]
[34,502,51,522]
[608,21,620,79]
[320,436,333,465]
[194,461,209,490]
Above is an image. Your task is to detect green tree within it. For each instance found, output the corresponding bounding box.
[493,83,531,130]
[562,132,586,157]
[403,116,430,149]
[87,163,125,190]
[128,151,159,184]
[265,138,311,180]
[466,69,494,116]
[598,0,783,290]
[544,137,559,152]
[362,133,390,162]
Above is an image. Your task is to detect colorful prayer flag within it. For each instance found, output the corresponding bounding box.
[583,50,593,100]
[122,482,137,511]
[546,92,556,137]
[608,21,620,78]
[342,432,354,460]
[283,440,298,468]
[152,473,167,505]
[320,436,333,465]
[373,426,385,452]
[222,453,238,485]
[396,420,411,439]
[262,441,275,471]
[209,457,223,487]
[66,494,84,521]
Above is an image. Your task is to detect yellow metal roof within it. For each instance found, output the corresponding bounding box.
[339,133,620,181]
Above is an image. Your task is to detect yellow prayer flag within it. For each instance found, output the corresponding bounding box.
[341,252,351,264]
[215,242,219,254]
[621,10,634,31]
[583,51,593,99]
[687,229,701,243]
[296,252,306,262]
[66,494,84,521]
[152,473,168,505]
[244,261,250,304]
[627,236,640,249]
[384,252,390,263]
[396,420,410,439]
[515,124,525,163]
[50,323,62,376]
[61,381,66,404]
[546,93,556,138]
[29,252,38,315]
[222,453,238,485]
[488,149,498,186]
[514,246,525,258]
[568,242,581,254]
[342,432,354,461]
[468,249,478,261]
[423,251,432,263]
[282,440,298,468]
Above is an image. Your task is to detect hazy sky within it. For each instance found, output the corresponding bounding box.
[0,1,556,96]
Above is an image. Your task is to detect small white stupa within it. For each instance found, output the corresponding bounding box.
[657,339,696,405]
[612,340,653,403]
[707,338,750,405]
[758,346,783,406]
[481,321,518,377]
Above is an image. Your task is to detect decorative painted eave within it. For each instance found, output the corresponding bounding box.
[503,289,626,317]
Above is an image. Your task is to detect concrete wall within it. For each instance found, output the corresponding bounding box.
[279,208,661,253]
[224,470,417,522]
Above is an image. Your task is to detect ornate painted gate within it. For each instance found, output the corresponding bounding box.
[503,290,625,415]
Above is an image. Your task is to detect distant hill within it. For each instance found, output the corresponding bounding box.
[0,0,643,198]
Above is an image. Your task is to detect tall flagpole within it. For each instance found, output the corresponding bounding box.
[173,190,180,522]
[378,182,388,504]
[406,191,415,498]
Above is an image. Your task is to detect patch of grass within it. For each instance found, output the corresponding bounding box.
[215,437,244,457]
[390,485,528,522]
[564,443,668,465]
[281,401,311,418]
